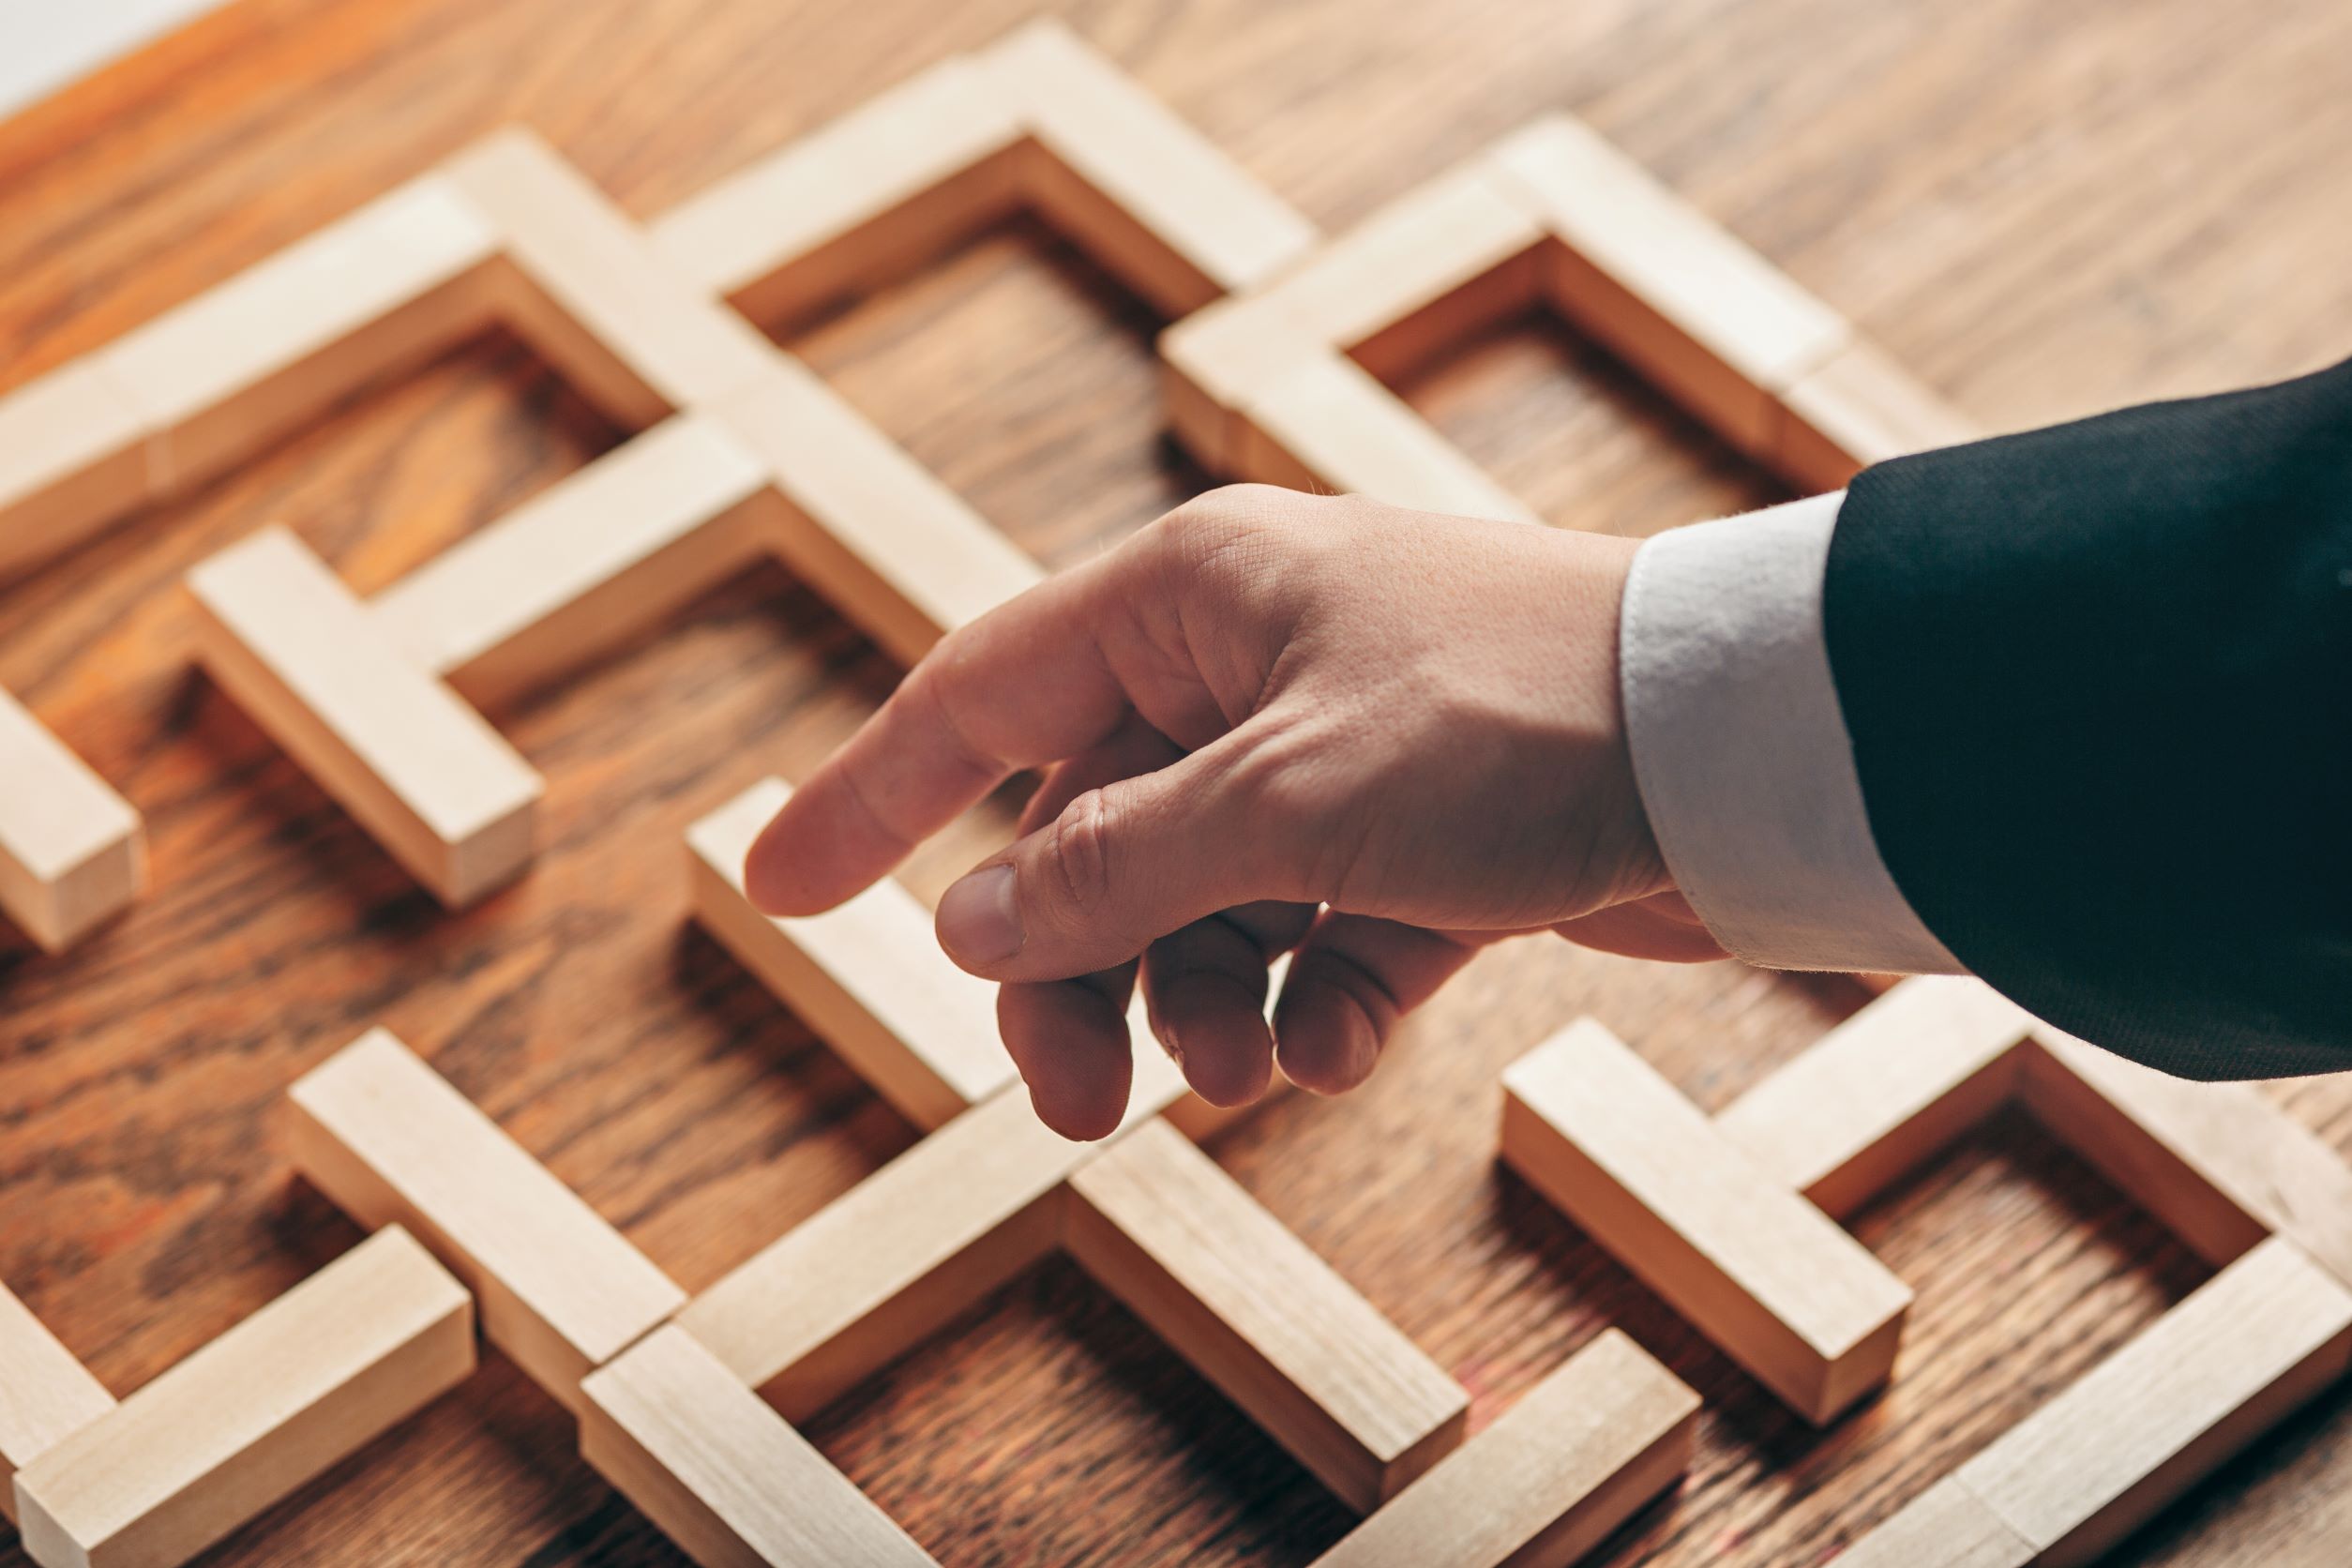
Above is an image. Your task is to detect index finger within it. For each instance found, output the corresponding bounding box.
[745,552,1137,916]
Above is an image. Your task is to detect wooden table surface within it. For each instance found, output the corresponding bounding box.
[5,0,2350,1563]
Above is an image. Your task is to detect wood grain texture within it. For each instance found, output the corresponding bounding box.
[185,526,542,906]
[3,0,2351,1563]
[1826,1476,2035,1568]
[285,1029,687,1407]
[12,1228,473,1568]
[686,778,1015,1130]
[1712,976,2033,1219]
[580,1326,936,1568]
[1953,1237,2352,1566]
[1065,1118,1469,1513]
[1308,1330,1696,1568]
[0,691,143,955]
[367,414,776,708]
[1501,1019,1912,1425]
[0,1288,114,1526]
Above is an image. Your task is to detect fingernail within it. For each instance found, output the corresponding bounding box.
[1151,1012,1185,1068]
[937,865,1023,966]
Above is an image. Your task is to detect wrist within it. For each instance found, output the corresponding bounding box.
[1573,528,1675,909]
[1617,494,1961,973]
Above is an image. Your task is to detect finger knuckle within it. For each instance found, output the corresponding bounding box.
[1156,486,1260,558]
[1047,786,1121,928]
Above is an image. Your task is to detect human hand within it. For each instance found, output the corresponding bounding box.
[745,486,1726,1138]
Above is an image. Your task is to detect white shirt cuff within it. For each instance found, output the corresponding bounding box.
[1617,492,1963,974]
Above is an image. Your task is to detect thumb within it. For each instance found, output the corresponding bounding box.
[933,735,1291,982]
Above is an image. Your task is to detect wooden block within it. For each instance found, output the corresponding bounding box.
[369,415,775,708]
[648,56,1026,327]
[676,1086,1085,1421]
[187,527,541,907]
[682,777,1260,1138]
[686,778,1014,1129]
[1713,978,2032,1218]
[1067,1119,1466,1511]
[1500,1020,1911,1424]
[0,690,143,953]
[677,1024,1209,1423]
[1250,162,1545,384]
[97,177,501,498]
[0,1285,113,1527]
[447,128,779,428]
[1309,1330,1696,1568]
[1238,352,1541,525]
[1485,114,1848,457]
[1829,1477,2036,1568]
[1776,338,1979,491]
[2021,1032,2352,1281]
[1953,1236,2352,1567]
[712,362,1044,662]
[1157,297,1325,473]
[13,1227,475,1568]
[580,1325,934,1568]
[984,20,1315,316]
[286,1029,686,1407]
[0,360,153,585]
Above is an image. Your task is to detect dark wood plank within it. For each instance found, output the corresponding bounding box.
[3,0,2350,1563]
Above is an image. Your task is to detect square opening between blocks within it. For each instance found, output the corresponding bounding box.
[1497,1056,2212,1430]
[772,208,1214,573]
[780,1254,1362,1566]
[637,18,1319,582]
[1161,113,1980,528]
[0,325,630,972]
[1548,1106,2224,1568]
[1497,982,2352,1566]
[1394,309,1786,536]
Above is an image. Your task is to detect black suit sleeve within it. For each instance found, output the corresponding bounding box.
[1824,354,2352,1078]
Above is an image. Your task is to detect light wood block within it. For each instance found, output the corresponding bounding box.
[1238,352,1539,524]
[1157,297,1326,473]
[677,1033,1206,1424]
[1500,1020,1911,1424]
[580,1325,935,1568]
[1486,114,1848,456]
[447,128,778,428]
[648,56,1026,326]
[2021,1033,2352,1283]
[12,1228,475,1568]
[286,1029,686,1407]
[1248,161,1545,384]
[1829,1477,2036,1568]
[97,177,502,497]
[0,1286,113,1526]
[985,19,1315,316]
[1309,1330,1696,1568]
[368,414,775,707]
[1066,1119,1468,1512]
[0,690,143,953]
[1713,977,2033,1218]
[1776,337,1979,490]
[0,360,152,585]
[1953,1237,2352,1567]
[683,777,1259,1140]
[713,361,1043,662]
[686,778,1013,1129]
[675,1086,1087,1421]
[187,527,541,907]
[1157,161,1544,477]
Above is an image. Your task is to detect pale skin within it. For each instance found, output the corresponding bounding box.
[746,485,1727,1140]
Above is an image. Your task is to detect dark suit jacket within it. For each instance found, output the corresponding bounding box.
[1826,355,2352,1078]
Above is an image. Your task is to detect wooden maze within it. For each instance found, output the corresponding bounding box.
[0,18,2344,1567]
